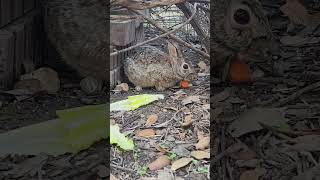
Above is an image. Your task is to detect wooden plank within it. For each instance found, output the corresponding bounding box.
[33,11,43,66]
[110,19,136,46]
[0,30,14,90]
[23,0,35,14]
[11,0,23,20]
[0,0,11,28]
[23,12,35,73]
[5,20,25,80]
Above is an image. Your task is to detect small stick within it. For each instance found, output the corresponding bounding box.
[273,81,320,107]
[110,3,200,57]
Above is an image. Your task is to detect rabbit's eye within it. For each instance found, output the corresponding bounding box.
[182,64,189,70]
[233,8,250,25]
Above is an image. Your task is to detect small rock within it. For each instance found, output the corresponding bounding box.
[96,165,108,178]
[115,83,129,92]
[166,135,176,142]
[172,146,190,157]
[80,76,102,94]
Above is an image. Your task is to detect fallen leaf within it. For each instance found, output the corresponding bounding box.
[171,158,193,171]
[280,0,310,26]
[154,144,169,153]
[195,136,210,150]
[280,36,320,46]
[181,115,193,127]
[148,155,171,171]
[9,155,48,178]
[228,108,289,137]
[146,114,158,126]
[137,129,156,138]
[229,145,257,160]
[182,96,201,105]
[211,88,232,103]
[110,174,120,180]
[115,83,129,92]
[292,164,320,180]
[290,135,320,151]
[240,170,259,180]
[191,151,210,159]
[110,124,134,150]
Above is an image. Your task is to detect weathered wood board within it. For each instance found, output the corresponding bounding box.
[0,30,14,89]
[23,0,35,14]
[12,0,24,20]
[0,0,11,28]
[5,20,25,80]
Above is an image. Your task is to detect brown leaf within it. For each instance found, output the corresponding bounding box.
[146,114,158,126]
[195,136,210,150]
[181,115,193,127]
[280,0,310,26]
[110,174,119,180]
[240,170,259,180]
[182,96,200,105]
[137,129,156,138]
[148,155,171,171]
[191,151,210,160]
[171,158,193,171]
[154,144,170,153]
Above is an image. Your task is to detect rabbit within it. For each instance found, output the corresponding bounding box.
[124,41,194,91]
[43,0,108,81]
[211,0,278,79]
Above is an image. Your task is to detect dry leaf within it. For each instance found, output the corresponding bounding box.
[181,115,193,127]
[228,108,289,137]
[195,136,210,150]
[137,129,156,138]
[240,170,259,180]
[110,174,119,180]
[182,96,200,105]
[154,144,169,153]
[230,146,257,160]
[148,155,171,171]
[191,151,210,160]
[171,158,193,171]
[146,114,158,126]
[290,135,320,152]
[280,0,310,25]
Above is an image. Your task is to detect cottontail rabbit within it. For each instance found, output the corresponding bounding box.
[211,0,278,78]
[124,41,194,91]
[43,0,108,81]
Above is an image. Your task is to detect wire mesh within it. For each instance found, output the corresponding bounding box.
[143,5,199,41]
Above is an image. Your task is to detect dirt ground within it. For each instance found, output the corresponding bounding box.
[110,42,210,179]
[0,70,109,179]
[211,1,320,179]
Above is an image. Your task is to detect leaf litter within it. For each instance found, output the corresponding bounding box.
[110,43,210,179]
[211,1,320,179]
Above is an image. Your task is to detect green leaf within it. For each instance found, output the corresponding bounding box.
[110,124,134,150]
[110,94,164,111]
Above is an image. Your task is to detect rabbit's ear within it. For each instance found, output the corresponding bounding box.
[167,41,178,61]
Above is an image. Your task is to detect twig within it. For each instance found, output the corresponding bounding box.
[111,163,135,172]
[273,81,320,107]
[129,9,210,59]
[110,3,200,57]
[211,143,243,165]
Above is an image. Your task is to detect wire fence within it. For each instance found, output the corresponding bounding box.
[143,5,199,42]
